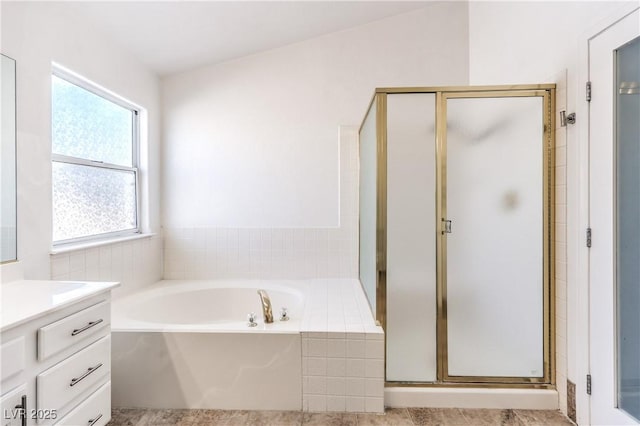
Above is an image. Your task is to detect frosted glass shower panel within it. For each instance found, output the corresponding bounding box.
[446,96,544,378]
[386,94,437,382]
[359,100,378,312]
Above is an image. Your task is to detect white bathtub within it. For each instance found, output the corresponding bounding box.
[111,279,384,412]
[112,280,307,332]
[111,280,311,410]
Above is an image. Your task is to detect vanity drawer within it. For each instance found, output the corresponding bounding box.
[0,385,26,426]
[38,301,109,360]
[37,335,110,415]
[55,381,110,426]
[1,337,25,387]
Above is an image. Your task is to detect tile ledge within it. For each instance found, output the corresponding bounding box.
[50,233,156,255]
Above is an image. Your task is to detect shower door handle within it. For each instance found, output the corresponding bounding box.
[442,219,452,234]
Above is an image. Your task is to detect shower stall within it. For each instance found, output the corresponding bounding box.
[359,85,555,386]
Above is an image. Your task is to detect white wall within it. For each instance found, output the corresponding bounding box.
[161,3,469,280]
[469,1,638,420]
[1,2,162,290]
[164,126,359,280]
[469,2,635,86]
[162,2,469,230]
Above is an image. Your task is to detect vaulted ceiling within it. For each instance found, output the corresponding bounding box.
[64,1,435,76]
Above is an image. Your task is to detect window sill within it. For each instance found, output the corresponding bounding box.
[50,233,156,255]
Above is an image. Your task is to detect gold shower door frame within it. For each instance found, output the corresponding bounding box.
[362,85,555,387]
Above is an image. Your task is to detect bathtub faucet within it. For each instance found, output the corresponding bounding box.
[257,289,274,323]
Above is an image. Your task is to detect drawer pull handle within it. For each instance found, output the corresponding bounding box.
[71,319,104,336]
[70,363,103,387]
[15,395,27,426]
[88,413,103,426]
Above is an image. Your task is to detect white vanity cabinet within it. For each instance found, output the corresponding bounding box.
[0,281,118,426]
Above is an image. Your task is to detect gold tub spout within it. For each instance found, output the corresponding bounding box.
[257,289,274,323]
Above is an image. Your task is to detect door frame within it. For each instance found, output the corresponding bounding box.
[575,4,640,424]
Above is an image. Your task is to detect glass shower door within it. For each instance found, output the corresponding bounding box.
[443,93,548,380]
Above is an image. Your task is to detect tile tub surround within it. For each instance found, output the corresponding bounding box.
[301,280,384,413]
[302,332,384,414]
[50,234,163,299]
[107,407,574,425]
[111,279,384,413]
[554,70,569,417]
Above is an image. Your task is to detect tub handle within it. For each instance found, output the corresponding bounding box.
[247,312,258,327]
[280,307,290,321]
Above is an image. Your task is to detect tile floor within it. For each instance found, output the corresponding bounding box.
[107,407,574,425]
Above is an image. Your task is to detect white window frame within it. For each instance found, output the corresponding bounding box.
[51,66,141,246]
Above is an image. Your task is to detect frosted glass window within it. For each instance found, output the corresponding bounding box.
[51,70,139,244]
[53,163,137,242]
[52,75,134,166]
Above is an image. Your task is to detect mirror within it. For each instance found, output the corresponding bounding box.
[1,54,17,263]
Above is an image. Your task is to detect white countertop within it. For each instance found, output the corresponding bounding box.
[1,280,120,332]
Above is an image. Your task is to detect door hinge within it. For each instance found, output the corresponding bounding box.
[586,81,592,102]
[587,374,592,395]
[586,228,592,248]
